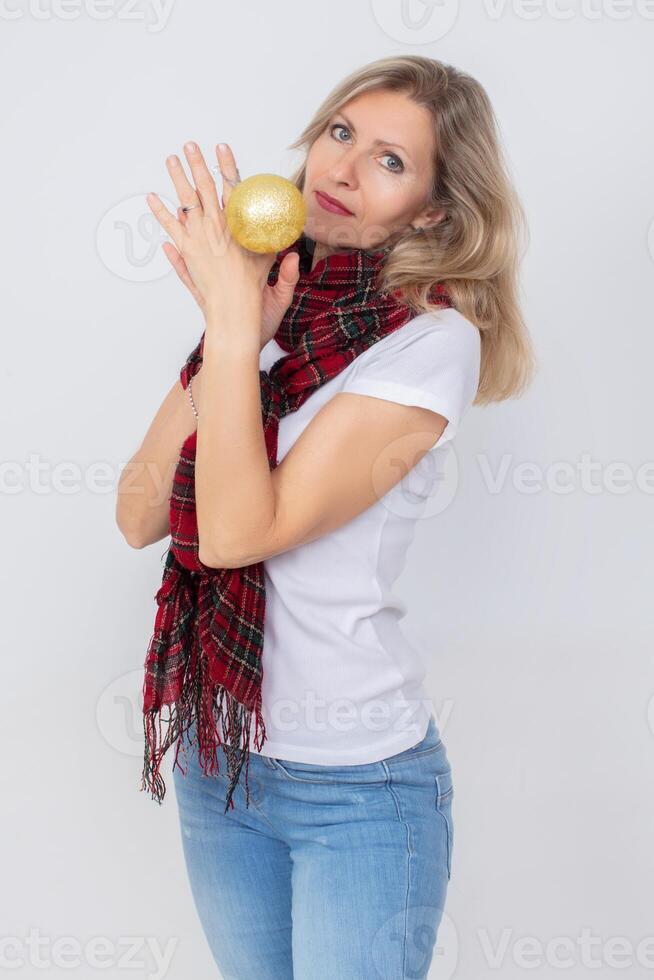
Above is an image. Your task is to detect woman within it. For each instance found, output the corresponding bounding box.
[117,54,535,980]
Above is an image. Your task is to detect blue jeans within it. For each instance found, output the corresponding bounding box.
[172,715,453,980]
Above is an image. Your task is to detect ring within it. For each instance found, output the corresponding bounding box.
[211,164,242,188]
[181,203,201,213]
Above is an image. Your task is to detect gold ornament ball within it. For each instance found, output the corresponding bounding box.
[225,173,307,254]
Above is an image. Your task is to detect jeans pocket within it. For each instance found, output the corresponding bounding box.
[271,757,388,786]
[435,769,454,880]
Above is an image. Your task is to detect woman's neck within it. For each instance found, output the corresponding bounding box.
[309,234,396,271]
[310,242,332,272]
[310,242,353,272]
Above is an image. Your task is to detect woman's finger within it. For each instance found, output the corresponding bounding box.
[273,251,301,307]
[146,192,185,251]
[162,241,189,281]
[163,155,205,233]
[215,143,241,210]
[162,242,204,304]
[182,141,223,226]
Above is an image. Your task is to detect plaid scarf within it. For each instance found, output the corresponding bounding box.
[140,233,451,813]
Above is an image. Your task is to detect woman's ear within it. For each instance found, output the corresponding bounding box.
[413,207,447,231]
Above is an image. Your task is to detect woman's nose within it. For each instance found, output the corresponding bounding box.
[327,157,359,185]
[330,144,368,182]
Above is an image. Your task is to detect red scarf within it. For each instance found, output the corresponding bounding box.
[141,233,451,812]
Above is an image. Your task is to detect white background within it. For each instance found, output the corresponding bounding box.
[2,0,653,977]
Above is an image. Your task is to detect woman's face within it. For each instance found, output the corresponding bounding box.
[303,88,444,258]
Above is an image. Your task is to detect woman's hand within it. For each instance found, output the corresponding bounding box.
[147,142,300,349]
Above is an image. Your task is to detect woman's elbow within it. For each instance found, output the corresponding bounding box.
[115,503,156,549]
[198,538,244,570]
[117,517,148,549]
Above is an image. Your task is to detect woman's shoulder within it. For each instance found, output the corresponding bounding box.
[367,306,480,356]
[350,307,481,381]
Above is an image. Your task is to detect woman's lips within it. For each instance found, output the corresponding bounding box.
[314,190,353,216]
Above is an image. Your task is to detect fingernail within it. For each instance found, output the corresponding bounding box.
[185,141,197,153]
[218,143,228,153]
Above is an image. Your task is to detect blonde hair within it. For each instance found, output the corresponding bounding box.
[286,55,537,405]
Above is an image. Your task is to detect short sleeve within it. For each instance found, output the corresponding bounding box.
[343,310,481,448]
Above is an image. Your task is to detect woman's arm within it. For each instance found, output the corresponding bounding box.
[196,322,449,570]
[115,368,203,549]
[116,316,278,551]
[200,379,448,569]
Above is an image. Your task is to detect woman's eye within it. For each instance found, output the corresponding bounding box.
[329,124,404,174]
[330,123,350,142]
[382,153,404,174]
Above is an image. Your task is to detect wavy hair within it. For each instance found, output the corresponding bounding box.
[286,55,537,405]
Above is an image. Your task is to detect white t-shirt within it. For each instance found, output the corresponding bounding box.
[244,306,481,764]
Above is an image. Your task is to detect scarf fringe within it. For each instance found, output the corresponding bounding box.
[140,571,267,814]
[141,693,266,814]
